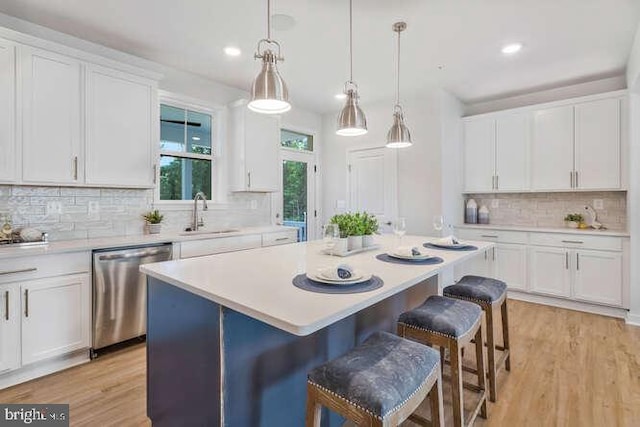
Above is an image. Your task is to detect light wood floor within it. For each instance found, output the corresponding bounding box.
[0,299,639,426]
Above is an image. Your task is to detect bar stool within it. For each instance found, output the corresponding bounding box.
[398,296,488,427]
[306,331,444,427]
[444,275,511,402]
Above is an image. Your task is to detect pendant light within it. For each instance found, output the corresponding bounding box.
[386,22,412,148]
[336,0,367,136]
[248,0,291,114]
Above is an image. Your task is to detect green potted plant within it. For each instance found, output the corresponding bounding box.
[142,209,164,234]
[361,212,379,247]
[564,213,583,229]
[329,214,349,254]
[346,213,365,251]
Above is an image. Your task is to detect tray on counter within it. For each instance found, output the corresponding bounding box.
[321,244,381,257]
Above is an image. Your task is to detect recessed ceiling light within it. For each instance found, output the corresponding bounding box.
[192,136,201,141]
[224,46,241,57]
[335,93,347,100]
[501,43,523,55]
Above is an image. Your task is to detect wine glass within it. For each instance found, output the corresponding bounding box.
[433,215,444,234]
[323,224,340,255]
[393,218,406,245]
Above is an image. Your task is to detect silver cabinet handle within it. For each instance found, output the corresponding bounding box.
[496,175,499,190]
[492,247,496,261]
[575,171,579,188]
[153,164,157,184]
[4,290,8,321]
[73,156,78,180]
[565,252,569,269]
[576,252,580,270]
[24,289,29,318]
[491,175,495,190]
[561,240,583,244]
[481,235,499,238]
[275,237,290,242]
[484,250,487,260]
[0,268,37,276]
[247,172,251,189]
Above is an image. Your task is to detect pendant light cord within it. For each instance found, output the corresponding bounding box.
[349,0,354,83]
[267,0,272,40]
[395,28,400,107]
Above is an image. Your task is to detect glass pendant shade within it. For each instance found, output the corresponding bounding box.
[336,88,367,136]
[386,107,412,148]
[249,50,291,114]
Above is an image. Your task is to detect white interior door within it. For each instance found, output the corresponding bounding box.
[347,147,398,233]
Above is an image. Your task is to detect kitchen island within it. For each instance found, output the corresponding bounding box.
[140,235,493,427]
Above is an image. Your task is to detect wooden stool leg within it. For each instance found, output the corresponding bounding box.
[429,371,445,427]
[485,305,497,402]
[439,346,446,374]
[474,322,488,419]
[449,341,464,427]
[501,299,511,372]
[305,387,322,427]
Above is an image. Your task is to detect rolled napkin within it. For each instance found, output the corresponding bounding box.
[437,235,460,245]
[318,264,355,280]
[395,246,423,257]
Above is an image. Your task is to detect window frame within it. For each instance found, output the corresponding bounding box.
[280,128,314,153]
[155,91,223,207]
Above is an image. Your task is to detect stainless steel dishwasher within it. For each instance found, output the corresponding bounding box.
[92,243,172,357]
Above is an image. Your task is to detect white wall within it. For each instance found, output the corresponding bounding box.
[626,22,640,325]
[321,89,463,237]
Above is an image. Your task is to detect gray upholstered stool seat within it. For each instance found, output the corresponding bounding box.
[397,295,483,338]
[444,274,512,404]
[306,331,444,426]
[443,275,507,304]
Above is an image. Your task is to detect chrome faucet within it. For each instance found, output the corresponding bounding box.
[192,192,208,231]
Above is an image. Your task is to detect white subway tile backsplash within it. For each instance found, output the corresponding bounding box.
[465,191,627,230]
[0,185,272,241]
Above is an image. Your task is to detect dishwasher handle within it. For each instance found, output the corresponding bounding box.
[97,247,172,261]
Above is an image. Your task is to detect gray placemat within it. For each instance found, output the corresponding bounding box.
[423,243,478,251]
[375,253,444,265]
[292,274,384,294]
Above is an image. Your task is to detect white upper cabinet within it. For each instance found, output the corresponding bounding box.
[531,105,574,191]
[574,98,620,190]
[495,113,529,191]
[0,39,16,183]
[463,119,495,192]
[21,47,82,184]
[85,65,155,187]
[228,100,279,192]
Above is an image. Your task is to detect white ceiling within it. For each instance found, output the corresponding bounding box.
[1,0,639,113]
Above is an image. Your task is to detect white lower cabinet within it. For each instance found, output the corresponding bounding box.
[529,247,572,297]
[454,247,494,281]
[494,244,528,291]
[21,273,91,365]
[0,284,20,373]
[574,250,622,306]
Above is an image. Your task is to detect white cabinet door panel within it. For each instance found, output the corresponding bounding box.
[85,66,154,187]
[463,119,495,192]
[244,110,279,191]
[0,285,20,373]
[454,248,493,282]
[574,98,620,190]
[494,243,527,291]
[0,39,16,183]
[21,274,90,365]
[574,250,622,307]
[529,247,571,297]
[531,106,574,190]
[495,113,529,191]
[21,48,81,184]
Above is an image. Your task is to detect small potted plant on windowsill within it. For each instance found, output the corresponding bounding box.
[361,212,379,248]
[564,213,583,229]
[143,209,164,234]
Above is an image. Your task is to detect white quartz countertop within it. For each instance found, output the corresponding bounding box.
[455,224,629,237]
[0,226,297,259]
[140,235,494,336]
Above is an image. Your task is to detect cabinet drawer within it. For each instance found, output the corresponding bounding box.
[456,228,528,244]
[0,251,91,285]
[262,230,298,247]
[529,233,622,251]
[180,235,262,259]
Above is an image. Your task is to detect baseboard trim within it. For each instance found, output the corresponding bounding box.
[625,312,640,327]
[507,291,628,319]
[0,349,90,390]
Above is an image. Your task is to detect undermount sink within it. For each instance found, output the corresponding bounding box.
[179,229,240,236]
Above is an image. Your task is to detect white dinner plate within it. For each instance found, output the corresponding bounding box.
[388,252,434,261]
[318,268,363,282]
[307,271,372,286]
[430,241,469,249]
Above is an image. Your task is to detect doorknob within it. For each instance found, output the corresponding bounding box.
[385,221,392,226]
